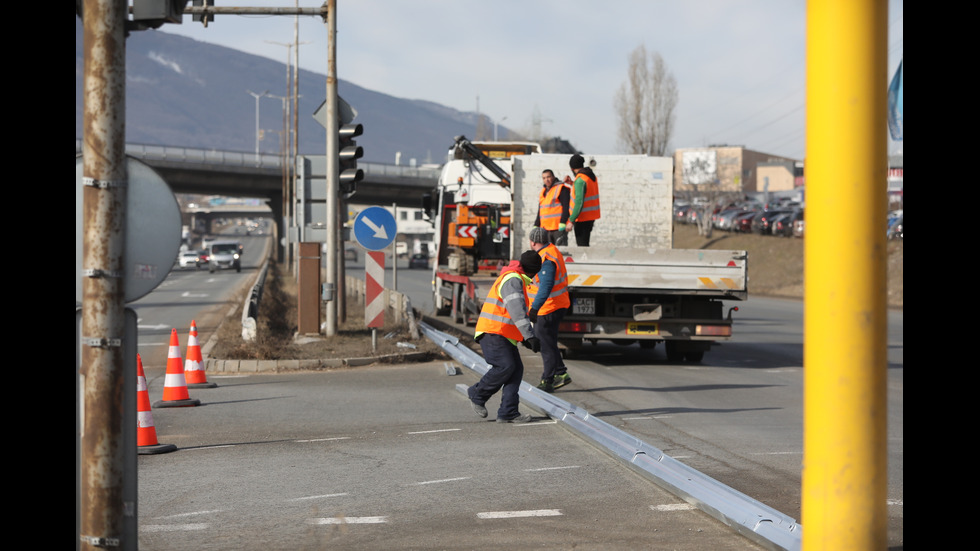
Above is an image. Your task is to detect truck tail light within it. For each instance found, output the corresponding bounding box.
[559,321,591,333]
[696,325,732,337]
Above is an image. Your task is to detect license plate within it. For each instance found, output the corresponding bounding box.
[572,297,595,315]
[627,322,659,335]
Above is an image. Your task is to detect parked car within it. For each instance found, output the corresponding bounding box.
[178,250,202,269]
[732,211,758,233]
[887,213,903,240]
[751,209,792,234]
[792,213,806,238]
[408,253,429,269]
[772,210,803,237]
[712,208,746,231]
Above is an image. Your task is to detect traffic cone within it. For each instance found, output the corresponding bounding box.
[136,354,176,455]
[184,320,216,388]
[152,329,201,408]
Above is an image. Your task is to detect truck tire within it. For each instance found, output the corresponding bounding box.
[684,350,704,362]
[665,341,684,362]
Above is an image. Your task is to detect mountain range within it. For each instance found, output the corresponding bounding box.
[75,17,518,166]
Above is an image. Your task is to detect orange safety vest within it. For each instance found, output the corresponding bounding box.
[537,184,566,231]
[527,243,570,316]
[570,172,601,222]
[475,271,529,342]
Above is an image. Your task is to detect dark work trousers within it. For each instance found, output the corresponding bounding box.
[468,333,526,420]
[573,220,594,246]
[547,229,568,246]
[534,307,567,381]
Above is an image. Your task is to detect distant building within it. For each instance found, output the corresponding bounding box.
[673,145,801,194]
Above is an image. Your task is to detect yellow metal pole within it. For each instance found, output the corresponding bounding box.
[804,1,888,549]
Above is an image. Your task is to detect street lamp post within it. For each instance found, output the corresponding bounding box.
[494,116,508,141]
[247,89,269,164]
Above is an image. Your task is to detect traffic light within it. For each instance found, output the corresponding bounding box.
[339,123,364,196]
[192,0,213,27]
[132,0,188,27]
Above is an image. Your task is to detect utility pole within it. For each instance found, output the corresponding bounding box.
[80,0,127,548]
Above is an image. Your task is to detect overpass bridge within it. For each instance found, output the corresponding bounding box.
[76,140,442,255]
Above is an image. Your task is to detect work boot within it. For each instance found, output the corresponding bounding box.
[537,379,554,393]
[553,373,572,389]
[471,400,488,418]
[496,413,534,424]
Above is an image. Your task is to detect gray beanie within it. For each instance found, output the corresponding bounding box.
[528,226,550,245]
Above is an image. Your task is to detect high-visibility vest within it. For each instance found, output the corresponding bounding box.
[528,243,570,316]
[571,172,601,222]
[475,271,529,342]
[538,184,566,231]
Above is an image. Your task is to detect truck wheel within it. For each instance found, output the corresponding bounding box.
[665,341,684,362]
[684,350,704,362]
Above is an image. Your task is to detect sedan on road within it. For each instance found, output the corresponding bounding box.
[409,253,429,269]
[179,250,203,269]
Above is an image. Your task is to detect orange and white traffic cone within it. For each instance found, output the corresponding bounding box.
[184,320,216,389]
[152,329,201,408]
[137,353,177,455]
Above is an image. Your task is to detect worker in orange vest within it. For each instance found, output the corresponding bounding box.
[527,227,572,393]
[467,250,542,424]
[566,154,601,246]
[533,169,571,246]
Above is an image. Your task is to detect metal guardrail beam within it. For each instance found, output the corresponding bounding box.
[418,320,802,551]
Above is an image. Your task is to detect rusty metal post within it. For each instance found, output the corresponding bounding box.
[79,0,128,549]
[297,242,321,334]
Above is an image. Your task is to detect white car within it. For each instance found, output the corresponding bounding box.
[178,250,202,269]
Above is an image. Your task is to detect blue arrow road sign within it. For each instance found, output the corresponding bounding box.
[353,206,397,251]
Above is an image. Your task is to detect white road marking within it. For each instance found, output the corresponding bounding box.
[155,510,223,519]
[310,516,388,524]
[407,428,462,435]
[525,465,580,472]
[888,499,903,506]
[477,509,562,519]
[413,477,471,486]
[650,503,696,512]
[295,437,351,443]
[141,524,209,532]
[289,493,349,501]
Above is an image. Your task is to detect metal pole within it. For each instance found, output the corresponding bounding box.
[324,0,338,336]
[247,90,268,165]
[80,0,128,548]
[803,1,888,549]
[392,203,398,290]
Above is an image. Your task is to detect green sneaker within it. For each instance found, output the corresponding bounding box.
[537,379,554,393]
[553,373,572,389]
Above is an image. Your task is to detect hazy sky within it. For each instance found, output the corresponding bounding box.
[159,1,904,160]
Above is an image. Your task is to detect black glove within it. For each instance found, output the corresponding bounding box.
[522,336,541,353]
[528,308,539,323]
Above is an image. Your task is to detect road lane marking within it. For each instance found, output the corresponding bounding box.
[141,524,209,532]
[477,510,562,519]
[413,477,471,486]
[407,428,462,435]
[290,493,349,501]
[525,466,580,472]
[295,437,351,443]
[310,516,388,524]
[650,503,696,512]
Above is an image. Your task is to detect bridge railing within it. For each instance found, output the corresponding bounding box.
[75,140,442,180]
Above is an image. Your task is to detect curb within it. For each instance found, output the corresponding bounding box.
[203,352,434,373]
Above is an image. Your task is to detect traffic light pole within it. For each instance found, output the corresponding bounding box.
[323,0,338,336]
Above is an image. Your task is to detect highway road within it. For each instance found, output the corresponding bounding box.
[130,239,902,550]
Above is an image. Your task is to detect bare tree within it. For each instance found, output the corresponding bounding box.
[614,46,679,157]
